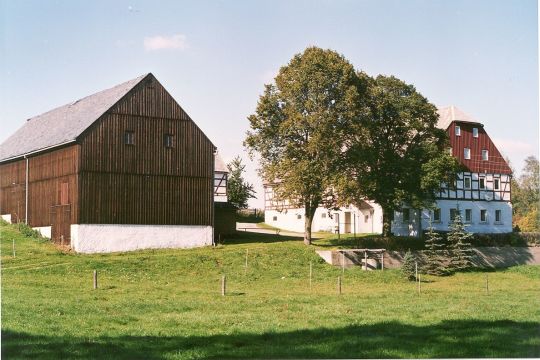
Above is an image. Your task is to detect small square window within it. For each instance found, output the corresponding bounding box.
[297,214,302,220]
[480,209,487,222]
[482,150,489,161]
[272,216,277,222]
[479,177,486,189]
[402,208,410,223]
[494,179,500,190]
[124,131,135,145]
[465,209,472,223]
[164,134,174,148]
[455,125,461,136]
[321,213,327,219]
[464,148,471,160]
[495,210,501,223]
[464,177,471,189]
[433,208,441,222]
[473,128,479,137]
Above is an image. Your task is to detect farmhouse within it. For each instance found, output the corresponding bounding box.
[0,73,217,253]
[264,106,513,235]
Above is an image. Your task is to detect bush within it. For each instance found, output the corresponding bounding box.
[16,222,42,239]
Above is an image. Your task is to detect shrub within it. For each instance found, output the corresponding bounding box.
[401,250,417,281]
[16,222,42,239]
[424,226,449,276]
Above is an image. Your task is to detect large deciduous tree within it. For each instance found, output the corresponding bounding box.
[245,47,366,244]
[341,75,461,237]
[513,156,540,231]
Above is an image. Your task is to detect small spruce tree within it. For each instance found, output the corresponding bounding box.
[447,212,475,272]
[401,250,417,281]
[424,223,448,276]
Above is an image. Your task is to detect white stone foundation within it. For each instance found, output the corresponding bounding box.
[70,224,213,254]
[1,214,12,223]
[33,226,51,238]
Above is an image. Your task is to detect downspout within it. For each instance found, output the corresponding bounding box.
[24,155,29,224]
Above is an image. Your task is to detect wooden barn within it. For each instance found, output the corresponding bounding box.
[0,73,216,253]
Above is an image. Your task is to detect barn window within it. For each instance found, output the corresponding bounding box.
[494,179,500,190]
[433,208,441,222]
[402,208,410,223]
[465,209,472,223]
[473,128,479,137]
[124,131,135,145]
[482,150,489,161]
[480,209,487,223]
[164,134,174,148]
[464,148,471,160]
[455,126,461,136]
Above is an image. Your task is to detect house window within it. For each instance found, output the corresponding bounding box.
[495,210,502,223]
[164,134,174,148]
[124,131,135,145]
[455,125,461,136]
[465,209,472,223]
[473,127,479,137]
[479,177,486,189]
[321,213,327,219]
[464,148,471,160]
[482,150,489,161]
[450,208,458,221]
[464,176,471,189]
[433,208,441,222]
[494,179,500,190]
[402,208,410,223]
[364,215,369,223]
[297,214,302,220]
[272,216,277,222]
[480,209,487,223]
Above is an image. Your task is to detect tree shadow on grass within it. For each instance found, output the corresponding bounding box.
[223,231,304,245]
[3,319,539,359]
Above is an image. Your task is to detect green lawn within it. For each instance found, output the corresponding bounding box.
[2,223,539,359]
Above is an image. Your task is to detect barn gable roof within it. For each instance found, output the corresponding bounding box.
[0,73,150,162]
[436,105,481,130]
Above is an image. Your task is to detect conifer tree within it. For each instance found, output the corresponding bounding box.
[423,222,448,276]
[401,250,417,281]
[447,212,475,272]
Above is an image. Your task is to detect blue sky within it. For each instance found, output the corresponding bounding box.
[1,0,538,208]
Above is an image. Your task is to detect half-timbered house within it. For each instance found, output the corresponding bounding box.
[0,73,216,253]
[263,106,513,235]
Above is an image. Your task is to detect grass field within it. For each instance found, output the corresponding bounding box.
[2,223,539,359]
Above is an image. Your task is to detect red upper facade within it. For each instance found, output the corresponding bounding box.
[438,106,512,175]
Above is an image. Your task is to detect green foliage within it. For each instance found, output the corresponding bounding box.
[245,47,365,244]
[2,223,540,359]
[401,250,417,281]
[341,75,461,236]
[423,225,449,276]
[16,222,42,239]
[226,156,256,209]
[448,213,475,272]
[512,156,540,231]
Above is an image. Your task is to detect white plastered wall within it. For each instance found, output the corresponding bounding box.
[33,226,51,238]
[71,224,213,254]
[1,214,12,223]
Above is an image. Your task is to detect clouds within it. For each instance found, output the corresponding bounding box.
[143,34,188,51]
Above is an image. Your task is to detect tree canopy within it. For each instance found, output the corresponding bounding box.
[513,156,539,231]
[245,47,366,244]
[226,156,256,209]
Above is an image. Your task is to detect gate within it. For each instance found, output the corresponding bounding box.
[50,204,71,245]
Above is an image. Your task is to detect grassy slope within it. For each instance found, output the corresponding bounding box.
[1,224,539,359]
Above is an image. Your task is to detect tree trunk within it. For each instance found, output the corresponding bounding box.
[304,204,317,245]
[382,207,394,238]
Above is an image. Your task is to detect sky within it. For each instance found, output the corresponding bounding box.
[1,0,538,209]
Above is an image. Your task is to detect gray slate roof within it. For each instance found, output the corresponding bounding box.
[436,105,481,130]
[0,73,149,161]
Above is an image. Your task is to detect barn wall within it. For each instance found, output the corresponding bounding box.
[0,145,79,227]
[79,75,214,226]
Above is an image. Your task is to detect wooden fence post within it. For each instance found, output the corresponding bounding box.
[93,270,98,290]
[485,273,489,295]
[342,252,345,274]
[337,276,342,295]
[221,275,226,296]
[381,252,384,271]
[12,238,15,258]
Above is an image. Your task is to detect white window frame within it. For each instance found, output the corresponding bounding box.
[465,209,472,223]
[455,125,461,136]
[464,148,471,160]
[450,208,458,222]
[482,150,489,161]
[473,127,479,137]
[495,209,502,223]
[480,209,488,223]
[464,176,471,189]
